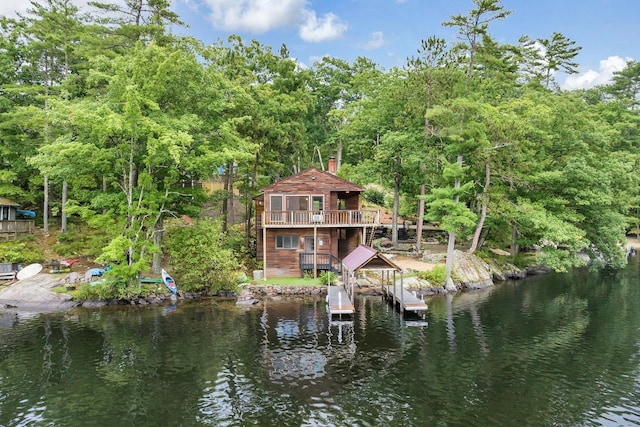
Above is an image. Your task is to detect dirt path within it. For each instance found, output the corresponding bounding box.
[386,254,437,272]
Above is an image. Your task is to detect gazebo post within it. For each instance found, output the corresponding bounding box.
[400,271,404,314]
[393,270,397,312]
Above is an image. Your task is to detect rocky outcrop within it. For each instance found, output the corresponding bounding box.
[451,250,494,290]
[0,273,75,311]
[451,249,532,291]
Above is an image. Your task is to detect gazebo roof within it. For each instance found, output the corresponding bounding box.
[342,244,401,272]
[0,197,19,207]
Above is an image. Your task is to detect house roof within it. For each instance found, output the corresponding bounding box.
[342,244,401,272]
[0,197,19,206]
[259,167,364,194]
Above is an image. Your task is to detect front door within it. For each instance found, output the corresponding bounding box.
[304,235,315,253]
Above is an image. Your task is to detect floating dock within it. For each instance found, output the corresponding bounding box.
[326,285,354,315]
[383,284,428,314]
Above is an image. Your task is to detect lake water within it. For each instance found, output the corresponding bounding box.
[1,258,640,426]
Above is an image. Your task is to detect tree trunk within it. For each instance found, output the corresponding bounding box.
[102,175,107,215]
[246,154,259,250]
[416,163,426,251]
[416,184,425,251]
[127,138,136,218]
[43,176,49,234]
[222,163,229,233]
[510,222,519,257]
[151,216,163,274]
[468,162,490,254]
[445,154,463,285]
[392,174,400,245]
[336,138,343,171]
[61,180,68,233]
[228,164,235,227]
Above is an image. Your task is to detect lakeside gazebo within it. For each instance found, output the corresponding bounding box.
[342,244,428,314]
[341,244,402,300]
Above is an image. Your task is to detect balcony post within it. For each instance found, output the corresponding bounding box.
[313,226,317,278]
[262,225,267,280]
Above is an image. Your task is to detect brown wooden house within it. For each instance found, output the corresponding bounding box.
[255,162,380,278]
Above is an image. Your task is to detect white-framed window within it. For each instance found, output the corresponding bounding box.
[276,235,298,249]
[312,196,323,211]
[269,195,284,222]
[286,195,309,211]
[270,195,283,211]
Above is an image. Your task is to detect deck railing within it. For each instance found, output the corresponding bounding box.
[299,253,342,276]
[0,220,35,240]
[263,210,379,227]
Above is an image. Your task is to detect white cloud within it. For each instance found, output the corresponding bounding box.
[299,10,347,43]
[361,31,385,50]
[204,0,305,33]
[562,55,632,90]
[0,0,31,18]
[201,0,347,42]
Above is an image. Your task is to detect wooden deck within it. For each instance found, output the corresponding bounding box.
[383,284,428,313]
[0,220,35,241]
[262,210,379,228]
[326,285,355,315]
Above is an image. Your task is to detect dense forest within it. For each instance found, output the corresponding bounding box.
[1,0,639,294]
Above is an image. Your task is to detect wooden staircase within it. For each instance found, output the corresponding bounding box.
[367,226,376,247]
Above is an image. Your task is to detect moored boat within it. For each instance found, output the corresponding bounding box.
[161,269,177,295]
[16,209,36,218]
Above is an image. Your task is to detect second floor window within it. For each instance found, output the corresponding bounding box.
[269,195,324,212]
[287,196,309,211]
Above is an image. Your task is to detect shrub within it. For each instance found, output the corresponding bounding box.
[164,218,245,294]
[53,224,108,258]
[318,270,336,285]
[75,281,115,300]
[363,188,385,206]
[417,264,447,286]
[0,238,43,264]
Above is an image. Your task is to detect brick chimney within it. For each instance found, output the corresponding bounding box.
[328,157,337,174]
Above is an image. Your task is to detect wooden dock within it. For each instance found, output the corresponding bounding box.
[326,285,355,315]
[383,284,428,313]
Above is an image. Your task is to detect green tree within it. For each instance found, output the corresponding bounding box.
[519,32,581,90]
[605,60,640,110]
[437,0,511,284]
[164,218,244,293]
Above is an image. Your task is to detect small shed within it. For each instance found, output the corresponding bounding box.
[0,197,35,241]
[0,197,19,221]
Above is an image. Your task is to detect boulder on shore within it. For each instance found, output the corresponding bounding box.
[451,250,494,291]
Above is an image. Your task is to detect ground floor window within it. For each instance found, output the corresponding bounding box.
[276,234,298,249]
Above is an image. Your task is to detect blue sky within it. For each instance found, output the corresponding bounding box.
[170,0,639,90]
[4,0,639,89]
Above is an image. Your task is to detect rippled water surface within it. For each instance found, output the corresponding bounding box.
[2,259,640,426]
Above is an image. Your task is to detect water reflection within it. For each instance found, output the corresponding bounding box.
[2,264,640,426]
[259,299,355,387]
